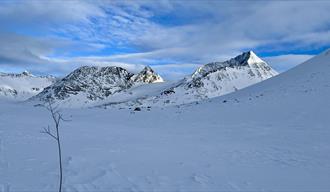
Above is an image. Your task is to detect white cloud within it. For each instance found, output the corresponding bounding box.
[71,0,329,64]
[0,0,105,28]
[151,63,202,80]
[264,54,314,72]
[0,32,106,66]
[0,0,329,77]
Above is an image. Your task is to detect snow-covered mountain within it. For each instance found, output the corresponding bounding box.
[215,48,330,106]
[99,51,278,108]
[0,71,56,100]
[29,51,277,108]
[1,49,330,191]
[131,66,164,85]
[166,51,277,98]
[33,66,163,106]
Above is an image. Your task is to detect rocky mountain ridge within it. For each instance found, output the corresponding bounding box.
[33,65,164,105]
[103,51,277,108]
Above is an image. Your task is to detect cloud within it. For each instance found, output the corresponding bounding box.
[151,63,202,80]
[264,54,314,72]
[0,32,106,64]
[0,33,56,66]
[0,0,105,29]
[71,0,329,64]
[0,0,329,78]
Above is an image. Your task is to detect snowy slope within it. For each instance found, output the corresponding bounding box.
[209,48,330,105]
[0,50,330,191]
[0,71,56,101]
[98,51,278,108]
[32,66,164,107]
[154,51,278,104]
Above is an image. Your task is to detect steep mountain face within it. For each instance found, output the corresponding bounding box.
[132,66,164,84]
[100,51,278,108]
[0,71,56,100]
[33,65,163,106]
[180,51,278,98]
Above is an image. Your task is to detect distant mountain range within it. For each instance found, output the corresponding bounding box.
[96,51,278,108]
[0,71,56,100]
[0,51,278,107]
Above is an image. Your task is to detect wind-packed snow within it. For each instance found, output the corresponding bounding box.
[0,50,330,191]
[0,71,56,101]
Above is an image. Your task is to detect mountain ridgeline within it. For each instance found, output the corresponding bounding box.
[1,51,278,107]
[32,66,164,105]
[126,51,278,107]
[0,71,56,100]
[176,51,277,96]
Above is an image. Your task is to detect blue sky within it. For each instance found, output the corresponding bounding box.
[0,0,330,80]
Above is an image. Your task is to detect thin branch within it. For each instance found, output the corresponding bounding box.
[43,101,71,123]
[59,114,71,122]
[40,126,58,140]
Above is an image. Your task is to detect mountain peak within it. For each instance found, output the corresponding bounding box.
[133,66,164,84]
[141,66,154,72]
[21,70,33,76]
[192,51,276,79]
[230,51,264,66]
[245,51,264,64]
[34,65,164,104]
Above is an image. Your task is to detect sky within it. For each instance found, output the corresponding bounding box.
[0,0,330,80]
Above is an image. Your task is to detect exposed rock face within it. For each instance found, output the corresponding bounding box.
[37,66,134,101]
[132,66,164,84]
[33,65,164,105]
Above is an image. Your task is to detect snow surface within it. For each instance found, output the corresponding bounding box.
[0,50,330,191]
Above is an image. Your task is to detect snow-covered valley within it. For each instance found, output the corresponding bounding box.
[0,50,330,191]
